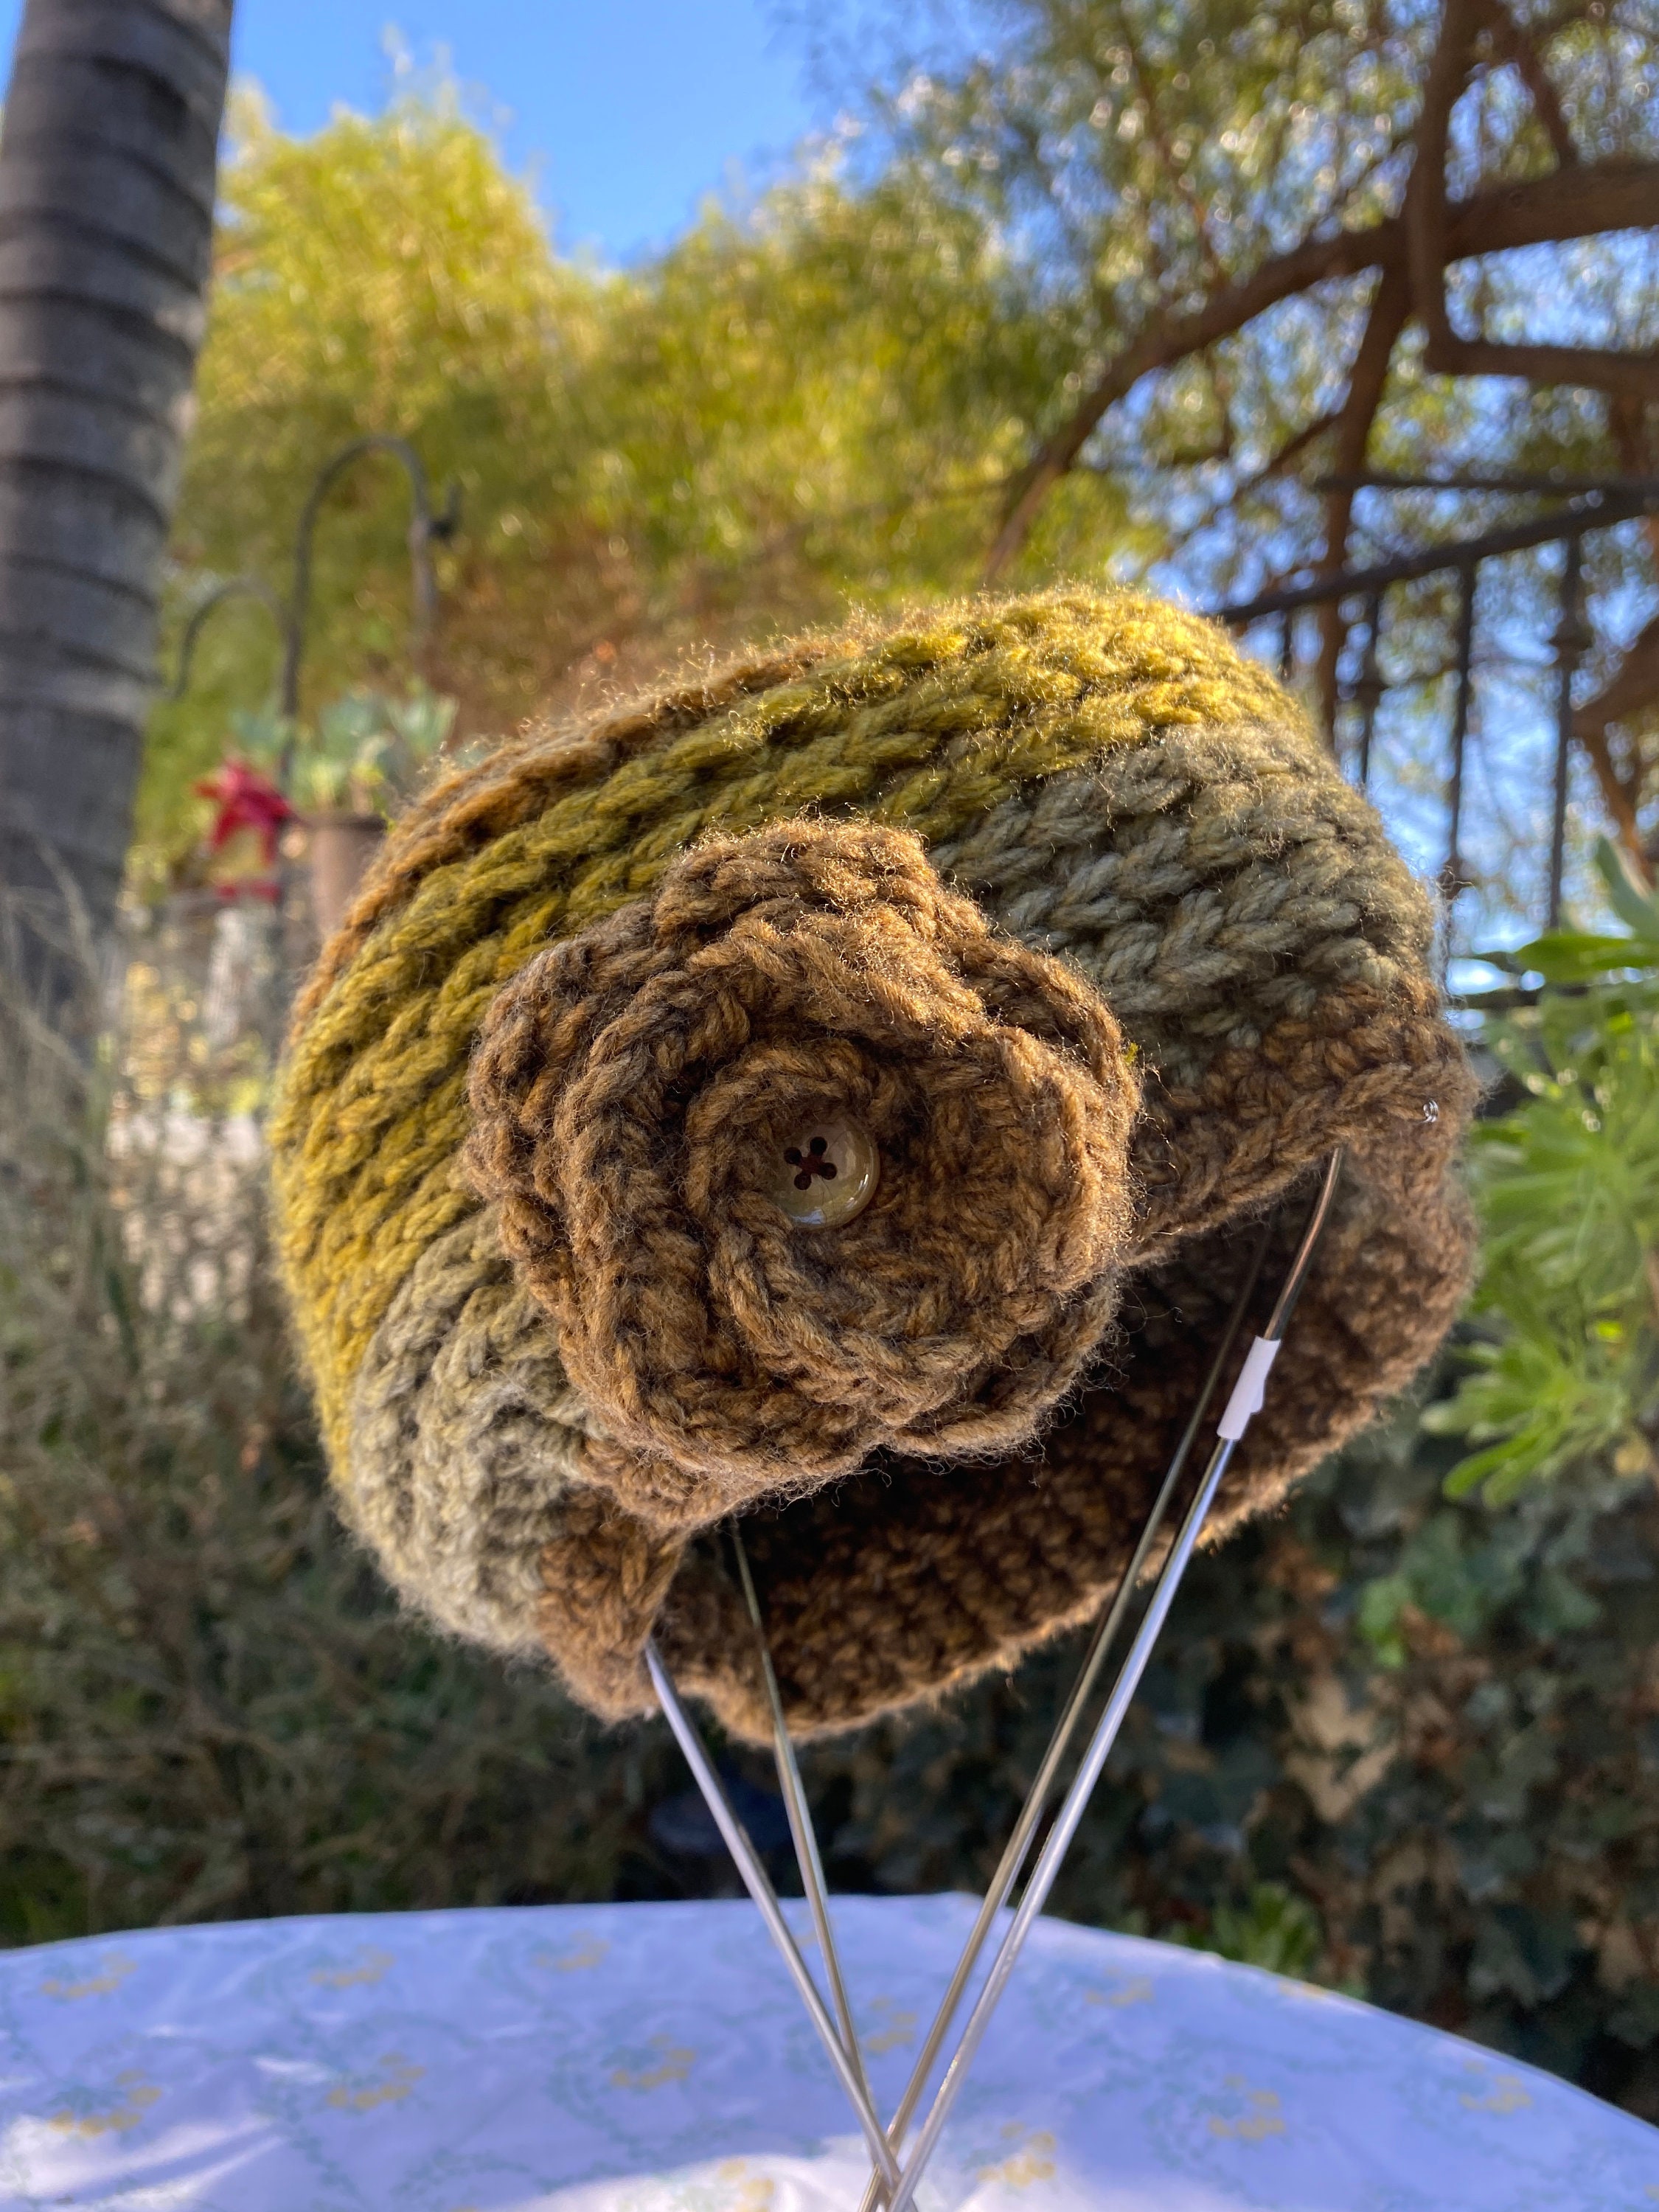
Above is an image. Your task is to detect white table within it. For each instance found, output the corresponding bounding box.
[0,1893,1650,2210]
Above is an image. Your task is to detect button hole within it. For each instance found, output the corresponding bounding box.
[782,1136,838,1186]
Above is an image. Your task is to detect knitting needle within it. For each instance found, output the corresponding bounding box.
[729,1520,872,2104]
[644,1638,901,2193]
[852,1211,1276,2212]
[877,1150,1343,2212]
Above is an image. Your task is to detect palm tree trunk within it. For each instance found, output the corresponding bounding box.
[0,0,232,999]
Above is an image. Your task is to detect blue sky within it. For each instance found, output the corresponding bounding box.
[0,2,821,261]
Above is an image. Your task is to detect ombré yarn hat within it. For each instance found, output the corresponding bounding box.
[271,588,1477,1742]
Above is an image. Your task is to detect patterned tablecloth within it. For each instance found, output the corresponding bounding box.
[0,1892,1652,2211]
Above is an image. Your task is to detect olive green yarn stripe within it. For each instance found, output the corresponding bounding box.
[273,594,1298,1449]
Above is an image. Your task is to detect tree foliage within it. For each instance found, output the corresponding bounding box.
[833,0,1659,810]
[145,83,1093,874]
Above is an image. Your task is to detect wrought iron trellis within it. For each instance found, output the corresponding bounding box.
[161,437,462,995]
[167,435,459,745]
[1215,473,1659,933]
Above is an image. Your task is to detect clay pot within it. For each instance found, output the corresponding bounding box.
[307,812,386,941]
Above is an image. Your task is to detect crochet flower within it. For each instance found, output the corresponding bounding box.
[465,818,1140,1528]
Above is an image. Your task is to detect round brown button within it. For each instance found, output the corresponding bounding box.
[773,1119,880,1228]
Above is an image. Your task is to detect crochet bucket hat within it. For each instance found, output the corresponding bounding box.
[271,589,1476,1742]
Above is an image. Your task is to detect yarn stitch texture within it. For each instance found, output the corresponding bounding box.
[271,588,1478,1739]
[463,818,1140,1528]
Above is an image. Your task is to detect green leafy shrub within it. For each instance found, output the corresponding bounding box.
[0,978,695,1934]
[1429,841,1659,1503]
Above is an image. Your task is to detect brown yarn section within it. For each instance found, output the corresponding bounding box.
[1133,975,1475,1264]
[535,983,1478,1737]
[536,1486,686,1718]
[465,818,1140,1531]
[664,1152,1476,1740]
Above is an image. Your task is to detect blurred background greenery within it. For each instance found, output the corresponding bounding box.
[3,0,1659,2132]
